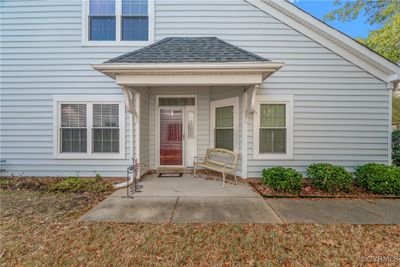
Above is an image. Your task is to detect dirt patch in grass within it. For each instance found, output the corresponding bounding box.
[1,190,400,266]
[249,179,400,199]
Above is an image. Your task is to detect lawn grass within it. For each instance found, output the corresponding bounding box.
[1,190,399,266]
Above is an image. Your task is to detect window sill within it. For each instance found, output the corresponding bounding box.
[253,153,294,160]
[54,153,126,160]
[81,40,153,47]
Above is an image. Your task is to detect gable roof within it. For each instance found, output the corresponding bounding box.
[106,37,270,63]
[246,0,400,84]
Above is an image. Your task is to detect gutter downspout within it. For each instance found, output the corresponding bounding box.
[114,87,140,189]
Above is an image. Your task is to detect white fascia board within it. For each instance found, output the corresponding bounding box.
[92,62,284,84]
[246,0,400,83]
[116,73,263,86]
[92,62,284,73]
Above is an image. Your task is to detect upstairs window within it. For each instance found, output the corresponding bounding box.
[89,0,116,41]
[122,0,149,41]
[84,0,153,44]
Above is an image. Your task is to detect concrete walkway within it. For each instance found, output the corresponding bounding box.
[81,174,400,224]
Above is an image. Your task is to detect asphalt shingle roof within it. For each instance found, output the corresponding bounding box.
[105,37,270,63]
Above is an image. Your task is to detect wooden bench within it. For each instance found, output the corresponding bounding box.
[193,148,238,188]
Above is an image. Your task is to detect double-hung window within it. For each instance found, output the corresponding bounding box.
[85,0,153,44]
[122,0,149,41]
[60,104,88,153]
[89,0,116,41]
[54,96,125,159]
[210,97,239,152]
[215,106,234,151]
[253,96,293,160]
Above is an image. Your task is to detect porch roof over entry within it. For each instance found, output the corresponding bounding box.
[93,37,284,86]
[105,37,270,63]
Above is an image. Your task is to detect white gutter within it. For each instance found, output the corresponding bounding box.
[92,62,284,79]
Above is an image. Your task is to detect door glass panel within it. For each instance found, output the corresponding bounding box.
[187,111,195,138]
[160,109,183,165]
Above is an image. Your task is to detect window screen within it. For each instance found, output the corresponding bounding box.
[121,0,149,41]
[215,106,234,151]
[259,104,287,153]
[89,0,116,41]
[60,104,87,153]
[93,104,120,153]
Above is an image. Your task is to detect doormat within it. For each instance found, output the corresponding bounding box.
[158,173,183,178]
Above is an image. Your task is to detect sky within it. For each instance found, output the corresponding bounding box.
[291,0,378,38]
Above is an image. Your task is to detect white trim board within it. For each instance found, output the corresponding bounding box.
[246,0,400,83]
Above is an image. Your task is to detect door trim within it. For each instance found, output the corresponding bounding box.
[210,97,240,152]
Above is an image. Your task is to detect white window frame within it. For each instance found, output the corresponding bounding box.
[210,97,240,152]
[253,95,294,160]
[82,0,155,46]
[53,95,125,159]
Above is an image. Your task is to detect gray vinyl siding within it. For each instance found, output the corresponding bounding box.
[0,0,390,177]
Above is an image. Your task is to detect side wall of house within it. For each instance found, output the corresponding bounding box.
[0,0,390,177]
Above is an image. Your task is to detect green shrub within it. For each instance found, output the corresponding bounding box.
[261,167,302,194]
[95,173,102,182]
[355,163,400,195]
[393,130,400,166]
[306,163,353,193]
[48,176,113,194]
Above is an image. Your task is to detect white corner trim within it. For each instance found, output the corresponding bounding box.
[253,95,294,160]
[245,0,400,83]
[81,0,155,47]
[241,91,248,178]
[210,97,240,153]
[53,95,125,159]
[388,85,393,165]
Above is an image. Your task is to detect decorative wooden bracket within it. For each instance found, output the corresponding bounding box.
[122,87,139,121]
[246,84,260,115]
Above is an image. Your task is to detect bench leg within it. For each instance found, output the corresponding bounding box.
[222,171,226,188]
[193,165,197,178]
[234,175,237,185]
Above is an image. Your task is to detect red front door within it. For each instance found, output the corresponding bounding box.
[159,109,183,165]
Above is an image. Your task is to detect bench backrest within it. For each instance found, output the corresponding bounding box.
[205,148,238,168]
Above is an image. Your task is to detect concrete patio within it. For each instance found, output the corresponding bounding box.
[81,174,400,224]
[81,174,283,223]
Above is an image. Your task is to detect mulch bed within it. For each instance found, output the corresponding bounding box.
[248,179,400,199]
[0,176,125,191]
